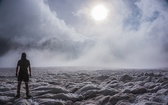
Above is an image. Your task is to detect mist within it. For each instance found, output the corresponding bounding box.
[0,0,168,68]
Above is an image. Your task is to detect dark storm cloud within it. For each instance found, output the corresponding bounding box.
[0,0,91,60]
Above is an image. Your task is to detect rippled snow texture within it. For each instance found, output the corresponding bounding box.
[0,67,168,105]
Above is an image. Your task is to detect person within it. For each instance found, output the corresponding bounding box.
[15,52,32,98]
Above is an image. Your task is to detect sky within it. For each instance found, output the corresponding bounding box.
[0,0,168,68]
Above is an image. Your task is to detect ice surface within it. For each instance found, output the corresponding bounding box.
[0,67,168,105]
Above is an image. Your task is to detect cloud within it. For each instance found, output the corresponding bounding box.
[73,0,168,68]
[0,0,168,68]
[0,0,91,67]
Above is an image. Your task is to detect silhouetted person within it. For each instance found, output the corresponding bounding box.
[16,52,31,98]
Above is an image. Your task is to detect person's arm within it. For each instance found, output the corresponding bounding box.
[16,61,19,77]
[16,65,19,77]
[29,65,31,77]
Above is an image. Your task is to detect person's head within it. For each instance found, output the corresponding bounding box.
[21,52,26,60]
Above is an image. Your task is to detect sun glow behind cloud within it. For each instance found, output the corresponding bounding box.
[91,4,108,21]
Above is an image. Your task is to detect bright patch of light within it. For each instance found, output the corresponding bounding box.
[91,4,108,21]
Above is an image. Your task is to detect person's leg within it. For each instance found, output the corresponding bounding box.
[24,73,31,97]
[25,82,30,97]
[16,81,21,97]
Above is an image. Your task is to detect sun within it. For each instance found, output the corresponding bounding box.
[91,4,108,21]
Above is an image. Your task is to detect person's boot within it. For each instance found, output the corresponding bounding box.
[26,91,31,98]
[16,91,20,98]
